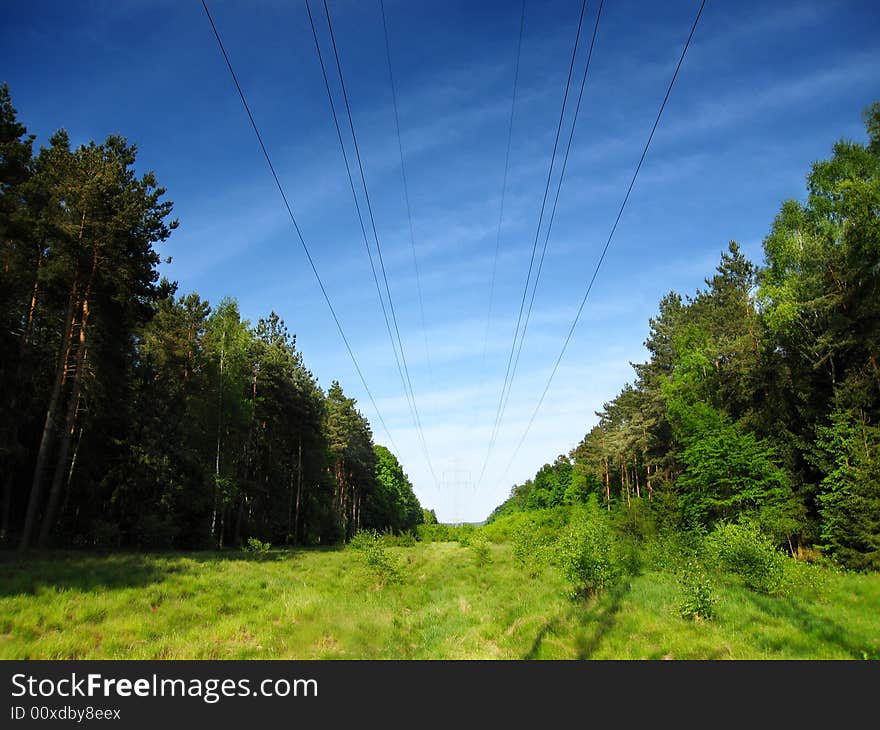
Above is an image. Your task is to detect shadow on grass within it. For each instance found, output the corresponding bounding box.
[0,547,311,597]
[524,580,632,660]
[742,590,873,659]
[0,553,168,597]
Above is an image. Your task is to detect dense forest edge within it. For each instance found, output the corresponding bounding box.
[0,83,433,551]
[487,100,880,574]
[1,76,879,588]
[0,86,878,659]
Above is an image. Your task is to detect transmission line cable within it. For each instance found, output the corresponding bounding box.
[479,0,527,375]
[320,0,438,487]
[476,0,590,489]
[496,0,604,436]
[200,0,400,454]
[378,0,436,416]
[496,0,708,486]
[304,0,428,471]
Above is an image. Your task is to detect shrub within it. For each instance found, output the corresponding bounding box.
[364,542,401,585]
[242,537,271,554]
[469,536,491,567]
[482,506,572,544]
[416,523,450,542]
[678,563,717,621]
[640,527,703,573]
[511,522,547,577]
[614,500,657,541]
[455,524,477,547]
[348,529,380,551]
[705,522,786,594]
[555,508,623,599]
[350,530,401,585]
[376,529,418,548]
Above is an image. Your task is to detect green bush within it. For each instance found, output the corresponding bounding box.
[415,523,478,544]
[373,529,418,547]
[364,542,401,585]
[705,522,786,594]
[242,537,271,554]
[469,536,491,567]
[350,530,401,585]
[613,500,657,541]
[678,563,717,621]
[511,521,548,577]
[555,508,623,599]
[455,524,477,547]
[482,506,572,544]
[416,523,451,542]
[348,529,380,551]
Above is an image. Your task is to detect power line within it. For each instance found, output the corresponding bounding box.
[303,0,425,468]
[476,0,590,489]
[199,0,400,455]
[480,0,526,375]
[320,0,438,487]
[378,0,436,416]
[497,0,708,487]
[497,0,604,438]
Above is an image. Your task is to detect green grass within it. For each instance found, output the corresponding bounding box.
[1,542,878,659]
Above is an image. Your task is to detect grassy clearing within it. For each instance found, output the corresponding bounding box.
[1,542,878,659]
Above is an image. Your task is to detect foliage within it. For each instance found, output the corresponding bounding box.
[678,562,717,622]
[486,102,880,572]
[555,504,623,599]
[704,522,786,594]
[364,543,401,586]
[242,537,271,554]
[511,522,547,577]
[815,408,880,570]
[348,529,402,586]
[0,83,436,551]
[370,445,423,534]
[469,535,491,567]
[347,529,380,551]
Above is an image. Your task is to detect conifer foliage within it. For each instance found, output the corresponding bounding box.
[490,102,880,571]
[0,85,425,550]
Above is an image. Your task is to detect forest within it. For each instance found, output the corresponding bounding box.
[0,83,427,552]
[0,83,879,661]
[489,101,880,572]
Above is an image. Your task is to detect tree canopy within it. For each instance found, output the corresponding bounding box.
[490,102,880,571]
[0,84,428,550]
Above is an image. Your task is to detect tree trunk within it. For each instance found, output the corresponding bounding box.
[61,424,84,518]
[603,456,610,510]
[294,437,303,545]
[38,354,86,548]
[18,267,81,551]
[211,341,225,544]
[234,496,244,545]
[38,290,93,548]
[37,244,98,547]
[287,466,294,544]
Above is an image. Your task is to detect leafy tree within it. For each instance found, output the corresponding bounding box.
[370,445,423,533]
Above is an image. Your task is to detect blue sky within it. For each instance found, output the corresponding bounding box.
[3,0,879,522]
